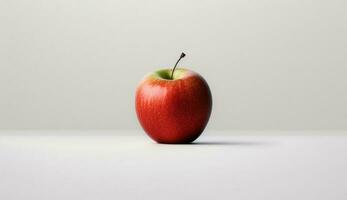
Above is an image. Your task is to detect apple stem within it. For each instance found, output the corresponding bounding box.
[171,52,186,80]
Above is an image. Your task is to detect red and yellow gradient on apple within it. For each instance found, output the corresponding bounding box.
[135,53,212,144]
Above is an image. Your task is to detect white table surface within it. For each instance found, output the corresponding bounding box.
[0,131,346,200]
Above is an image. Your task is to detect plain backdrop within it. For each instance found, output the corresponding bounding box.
[1,0,346,130]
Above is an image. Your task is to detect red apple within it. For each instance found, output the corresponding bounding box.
[135,53,212,144]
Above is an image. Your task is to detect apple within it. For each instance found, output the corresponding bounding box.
[135,53,212,144]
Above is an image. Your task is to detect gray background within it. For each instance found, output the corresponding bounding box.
[1,0,346,130]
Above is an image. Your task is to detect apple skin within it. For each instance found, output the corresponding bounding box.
[135,68,212,144]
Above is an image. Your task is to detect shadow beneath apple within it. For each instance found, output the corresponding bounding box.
[191,141,269,146]
[160,140,274,146]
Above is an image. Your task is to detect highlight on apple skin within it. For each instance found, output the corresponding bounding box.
[135,53,212,144]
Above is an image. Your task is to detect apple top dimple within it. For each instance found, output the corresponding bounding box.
[152,68,190,81]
